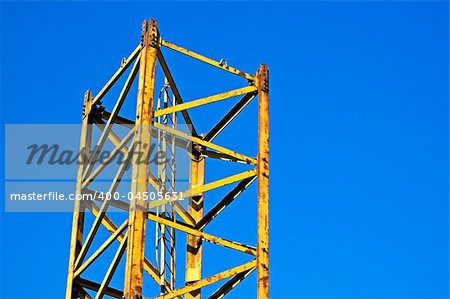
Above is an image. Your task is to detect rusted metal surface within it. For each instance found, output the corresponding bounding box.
[153,122,257,165]
[185,155,205,299]
[256,64,270,298]
[154,260,257,299]
[209,268,256,299]
[161,39,254,81]
[123,19,159,299]
[66,91,93,299]
[66,18,269,299]
[154,86,257,118]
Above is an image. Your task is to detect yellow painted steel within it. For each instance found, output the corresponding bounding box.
[90,205,185,299]
[83,54,141,180]
[66,91,93,299]
[146,169,257,210]
[95,234,128,299]
[183,169,256,199]
[153,122,257,165]
[161,39,254,81]
[154,260,257,299]
[185,158,204,299]
[86,201,164,288]
[123,19,158,299]
[256,64,270,299]
[74,220,128,277]
[148,172,196,226]
[197,175,257,230]
[147,213,257,256]
[93,121,129,157]
[204,92,256,142]
[154,86,257,117]
[156,49,198,136]
[173,202,196,226]
[75,143,133,271]
[82,128,134,189]
[210,267,256,298]
[67,18,269,299]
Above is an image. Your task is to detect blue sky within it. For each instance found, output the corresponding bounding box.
[1,1,449,299]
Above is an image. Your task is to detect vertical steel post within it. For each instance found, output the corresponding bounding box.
[66,90,93,299]
[185,152,205,299]
[123,19,158,299]
[256,64,269,299]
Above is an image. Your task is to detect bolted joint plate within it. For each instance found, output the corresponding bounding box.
[255,64,269,93]
[259,64,269,93]
[141,19,160,48]
[186,140,206,162]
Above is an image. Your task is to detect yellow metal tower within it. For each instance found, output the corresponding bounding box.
[66,19,269,299]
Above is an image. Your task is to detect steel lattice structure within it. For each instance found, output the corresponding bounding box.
[66,19,269,299]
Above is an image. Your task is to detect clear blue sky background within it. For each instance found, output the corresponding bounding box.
[1,1,449,299]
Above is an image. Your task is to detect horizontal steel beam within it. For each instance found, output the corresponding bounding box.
[147,212,257,255]
[86,188,195,229]
[154,86,257,117]
[153,122,257,165]
[161,40,254,81]
[196,175,256,230]
[209,267,255,299]
[153,259,257,299]
[202,150,249,164]
[96,112,190,149]
[204,92,256,142]
[180,169,256,200]
[146,169,257,210]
